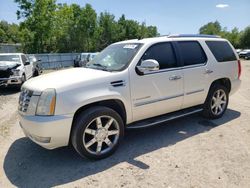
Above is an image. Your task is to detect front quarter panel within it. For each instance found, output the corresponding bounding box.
[54,71,133,124]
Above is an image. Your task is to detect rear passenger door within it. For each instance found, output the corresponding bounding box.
[176,41,210,109]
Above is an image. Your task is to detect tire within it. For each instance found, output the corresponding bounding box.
[202,84,229,119]
[71,106,124,160]
[20,74,26,85]
[33,70,39,77]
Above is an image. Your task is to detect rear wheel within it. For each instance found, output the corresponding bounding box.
[203,84,229,119]
[71,106,124,160]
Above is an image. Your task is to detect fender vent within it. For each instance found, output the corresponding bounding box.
[110,80,125,87]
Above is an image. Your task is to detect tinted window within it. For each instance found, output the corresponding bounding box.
[178,41,207,66]
[142,43,177,69]
[21,55,28,64]
[206,41,237,62]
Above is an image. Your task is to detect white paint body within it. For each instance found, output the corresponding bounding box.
[19,37,241,149]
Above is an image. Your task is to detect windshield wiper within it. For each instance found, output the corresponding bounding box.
[89,63,109,71]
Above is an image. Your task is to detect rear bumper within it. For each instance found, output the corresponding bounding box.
[0,76,22,86]
[230,79,241,96]
[19,113,74,149]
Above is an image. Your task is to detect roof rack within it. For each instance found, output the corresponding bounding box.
[167,34,221,38]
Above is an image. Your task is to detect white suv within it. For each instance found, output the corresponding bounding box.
[18,34,241,159]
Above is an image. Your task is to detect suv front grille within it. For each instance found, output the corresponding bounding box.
[0,69,11,78]
[19,89,33,113]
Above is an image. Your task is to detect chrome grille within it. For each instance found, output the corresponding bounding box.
[19,89,33,113]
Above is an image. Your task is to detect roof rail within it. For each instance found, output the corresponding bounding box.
[167,34,221,38]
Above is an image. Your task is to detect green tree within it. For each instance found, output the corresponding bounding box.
[240,26,250,48]
[13,1,159,52]
[0,21,21,43]
[199,21,222,35]
[80,4,97,51]
[95,12,118,50]
[15,0,57,53]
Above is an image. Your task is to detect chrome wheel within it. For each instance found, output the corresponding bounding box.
[211,89,227,115]
[83,116,120,155]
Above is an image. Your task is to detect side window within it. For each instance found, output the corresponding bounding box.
[206,41,237,62]
[21,55,28,64]
[142,42,177,69]
[178,41,207,66]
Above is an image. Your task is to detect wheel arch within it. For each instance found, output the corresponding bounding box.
[69,99,127,144]
[209,78,231,93]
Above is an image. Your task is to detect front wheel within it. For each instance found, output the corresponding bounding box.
[203,84,229,119]
[71,106,124,160]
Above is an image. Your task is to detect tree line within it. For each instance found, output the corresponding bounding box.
[1,0,158,53]
[199,21,250,49]
[0,0,249,53]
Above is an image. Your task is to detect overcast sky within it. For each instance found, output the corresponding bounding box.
[0,0,249,34]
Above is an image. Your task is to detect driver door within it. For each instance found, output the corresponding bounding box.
[129,42,184,122]
[21,55,32,78]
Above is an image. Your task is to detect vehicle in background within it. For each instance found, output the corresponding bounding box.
[74,53,99,67]
[0,53,33,87]
[29,55,43,77]
[19,34,241,159]
[244,52,250,60]
[239,49,250,59]
[74,53,89,67]
[236,49,242,54]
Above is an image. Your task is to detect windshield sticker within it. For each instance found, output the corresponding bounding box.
[123,44,138,49]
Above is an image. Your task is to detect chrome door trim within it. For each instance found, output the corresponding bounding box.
[186,89,205,95]
[134,93,184,107]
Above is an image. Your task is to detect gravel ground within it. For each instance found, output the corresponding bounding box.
[1,61,250,188]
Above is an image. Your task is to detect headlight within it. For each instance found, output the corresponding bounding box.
[36,89,56,116]
[11,69,20,76]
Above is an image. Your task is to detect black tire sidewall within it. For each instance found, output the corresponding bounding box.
[203,84,229,119]
[71,106,124,160]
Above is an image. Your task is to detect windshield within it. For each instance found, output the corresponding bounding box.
[0,55,21,63]
[86,43,142,71]
[81,54,88,60]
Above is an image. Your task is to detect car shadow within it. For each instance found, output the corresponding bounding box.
[4,109,240,188]
[0,86,20,96]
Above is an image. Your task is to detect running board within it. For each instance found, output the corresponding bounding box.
[127,106,203,129]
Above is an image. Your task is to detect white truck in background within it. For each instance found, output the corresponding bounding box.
[0,53,33,87]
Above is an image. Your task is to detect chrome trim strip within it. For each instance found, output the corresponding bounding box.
[127,108,203,129]
[134,93,184,107]
[135,96,151,101]
[186,89,204,95]
[142,63,207,75]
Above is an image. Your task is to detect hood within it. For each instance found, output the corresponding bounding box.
[0,61,20,70]
[23,68,113,92]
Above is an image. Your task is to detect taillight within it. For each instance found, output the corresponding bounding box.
[237,59,241,79]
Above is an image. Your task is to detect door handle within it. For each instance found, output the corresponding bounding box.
[204,69,213,74]
[169,75,182,81]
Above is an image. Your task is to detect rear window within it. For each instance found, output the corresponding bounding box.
[178,41,207,66]
[206,41,237,62]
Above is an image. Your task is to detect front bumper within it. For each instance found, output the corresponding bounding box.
[19,113,74,149]
[0,76,22,86]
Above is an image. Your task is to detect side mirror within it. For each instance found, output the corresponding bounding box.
[24,61,30,65]
[136,59,159,74]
